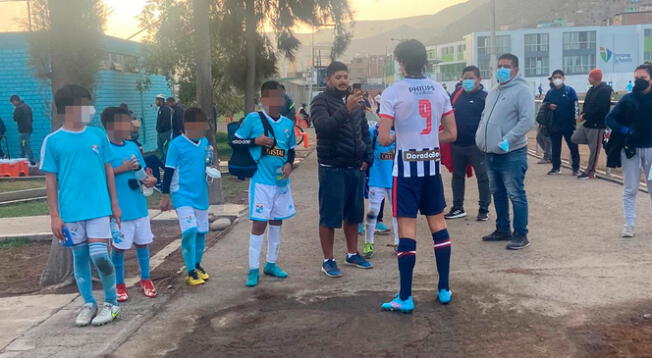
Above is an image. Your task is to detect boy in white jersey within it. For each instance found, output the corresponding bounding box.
[232,81,297,287]
[378,40,458,313]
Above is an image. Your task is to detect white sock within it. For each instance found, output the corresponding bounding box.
[248,233,264,270]
[347,252,357,258]
[266,225,282,264]
[365,200,382,244]
[392,217,399,246]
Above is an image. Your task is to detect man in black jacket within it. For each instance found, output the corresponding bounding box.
[10,95,34,165]
[572,69,613,180]
[155,94,175,160]
[311,61,374,278]
[444,65,490,221]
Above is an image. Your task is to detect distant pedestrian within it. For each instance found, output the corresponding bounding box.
[606,64,652,238]
[10,95,34,165]
[155,94,174,160]
[444,65,491,222]
[544,69,580,176]
[476,53,535,250]
[572,69,613,180]
[538,83,543,99]
[535,83,553,165]
[166,97,185,137]
[0,115,6,158]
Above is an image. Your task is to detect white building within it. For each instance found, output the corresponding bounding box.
[427,24,652,94]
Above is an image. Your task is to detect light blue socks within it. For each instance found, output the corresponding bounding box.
[136,246,151,280]
[111,249,125,285]
[195,233,206,267]
[89,241,117,305]
[181,227,198,274]
[72,243,95,305]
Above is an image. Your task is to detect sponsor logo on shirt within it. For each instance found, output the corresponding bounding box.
[255,203,264,214]
[403,149,441,162]
[380,151,394,160]
[263,147,286,157]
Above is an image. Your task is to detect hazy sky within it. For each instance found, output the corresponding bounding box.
[0,0,467,39]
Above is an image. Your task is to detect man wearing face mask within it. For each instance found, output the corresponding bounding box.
[544,70,580,176]
[606,64,652,238]
[476,54,535,250]
[311,61,374,278]
[445,65,490,222]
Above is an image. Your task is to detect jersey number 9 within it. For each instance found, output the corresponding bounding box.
[419,99,432,135]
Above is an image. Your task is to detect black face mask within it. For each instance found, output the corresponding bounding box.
[633,78,650,94]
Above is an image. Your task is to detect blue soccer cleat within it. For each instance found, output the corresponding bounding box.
[345,253,373,269]
[438,289,452,305]
[246,269,259,287]
[321,259,342,278]
[381,295,414,313]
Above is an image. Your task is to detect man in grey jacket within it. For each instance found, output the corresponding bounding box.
[475,54,535,250]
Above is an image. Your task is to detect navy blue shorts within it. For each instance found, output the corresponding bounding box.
[392,174,447,218]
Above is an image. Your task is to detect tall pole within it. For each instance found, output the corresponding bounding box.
[489,0,497,82]
[244,0,257,113]
[308,22,314,105]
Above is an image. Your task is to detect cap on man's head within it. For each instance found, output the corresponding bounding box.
[589,68,603,82]
[155,94,165,100]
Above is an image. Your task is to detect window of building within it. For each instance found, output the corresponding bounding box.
[524,33,549,52]
[441,46,455,62]
[477,35,511,57]
[562,31,596,50]
[645,29,652,62]
[562,54,596,75]
[439,63,467,82]
[524,56,549,77]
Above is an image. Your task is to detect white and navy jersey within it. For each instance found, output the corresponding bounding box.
[379,78,453,178]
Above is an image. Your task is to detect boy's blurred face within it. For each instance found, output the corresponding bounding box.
[184,121,209,139]
[105,114,133,141]
[261,89,284,116]
[65,97,95,126]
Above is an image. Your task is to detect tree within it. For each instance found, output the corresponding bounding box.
[26,0,106,287]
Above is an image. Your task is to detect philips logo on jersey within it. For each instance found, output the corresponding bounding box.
[409,85,436,94]
[403,149,440,162]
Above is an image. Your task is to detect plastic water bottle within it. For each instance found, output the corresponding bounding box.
[131,155,153,196]
[61,226,74,247]
[110,218,123,244]
[205,145,221,179]
[205,145,214,166]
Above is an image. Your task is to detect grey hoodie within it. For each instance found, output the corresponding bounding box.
[475,75,535,154]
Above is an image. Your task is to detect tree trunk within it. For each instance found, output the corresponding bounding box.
[193,0,223,205]
[244,0,257,113]
[40,0,78,287]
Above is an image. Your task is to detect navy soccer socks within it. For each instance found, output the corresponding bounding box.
[397,238,417,300]
[432,229,451,291]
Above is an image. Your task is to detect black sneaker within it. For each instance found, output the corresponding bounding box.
[506,235,530,250]
[444,207,467,220]
[572,170,580,176]
[577,173,594,180]
[477,210,489,222]
[482,230,512,241]
[547,169,561,175]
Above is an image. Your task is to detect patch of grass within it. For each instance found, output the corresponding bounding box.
[221,175,248,201]
[0,237,31,249]
[0,179,45,193]
[0,199,49,218]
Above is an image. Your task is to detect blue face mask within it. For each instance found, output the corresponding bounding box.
[496,67,512,83]
[462,79,476,92]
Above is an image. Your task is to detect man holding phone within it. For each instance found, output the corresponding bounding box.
[311,61,375,278]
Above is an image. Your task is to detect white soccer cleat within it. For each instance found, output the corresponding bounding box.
[91,302,121,326]
[75,303,97,327]
[622,225,635,238]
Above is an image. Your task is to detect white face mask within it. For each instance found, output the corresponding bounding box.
[552,78,564,87]
[80,106,96,124]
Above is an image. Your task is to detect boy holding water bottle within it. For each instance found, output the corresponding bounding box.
[102,107,158,302]
[40,85,121,326]
[231,81,296,287]
[159,107,215,286]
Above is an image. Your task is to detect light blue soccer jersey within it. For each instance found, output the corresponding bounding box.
[40,126,113,223]
[235,111,296,187]
[109,140,149,222]
[165,135,209,210]
[368,126,395,189]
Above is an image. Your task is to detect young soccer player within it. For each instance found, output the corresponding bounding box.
[362,124,399,259]
[159,107,212,286]
[378,40,457,313]
[102,107,158,301]
[41,85,121,326]
[232,81,296,287]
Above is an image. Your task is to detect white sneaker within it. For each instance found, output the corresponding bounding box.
[75,303,97,327]
[91,302,120,326]
[622,225,635,238]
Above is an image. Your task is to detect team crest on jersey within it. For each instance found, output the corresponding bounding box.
[255,203,264,214]
[91,144,100,154]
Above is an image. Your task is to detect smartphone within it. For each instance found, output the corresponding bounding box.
[352,83,363,96]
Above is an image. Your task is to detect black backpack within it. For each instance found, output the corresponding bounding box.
[227,112,275,180]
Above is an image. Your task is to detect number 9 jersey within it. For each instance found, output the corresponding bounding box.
[379,78,453,178]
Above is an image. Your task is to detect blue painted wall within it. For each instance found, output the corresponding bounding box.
[0,33,171,159]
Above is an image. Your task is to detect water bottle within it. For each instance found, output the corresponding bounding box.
[110,218,123,244]
[205,145,221,179]
[60,226,74,247]
[205,145,214,166]
[131,155,153,196]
